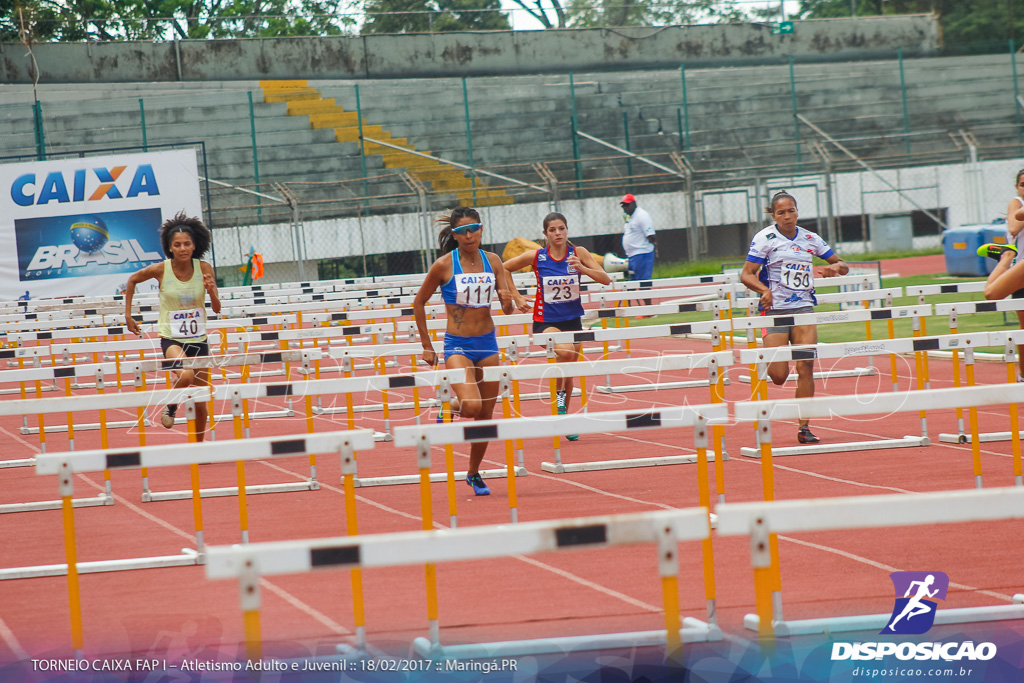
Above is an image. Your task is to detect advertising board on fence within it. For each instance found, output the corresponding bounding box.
[0,150,202,301]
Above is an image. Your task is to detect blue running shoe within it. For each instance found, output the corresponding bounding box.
[557,403,579,441]
[466,473,490,496]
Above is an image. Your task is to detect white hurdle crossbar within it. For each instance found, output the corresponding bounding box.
[205,507,717,661]
[716,487,1024,639]
[23,429,373,655]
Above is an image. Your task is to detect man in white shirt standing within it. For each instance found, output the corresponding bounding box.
[620,193,657,308]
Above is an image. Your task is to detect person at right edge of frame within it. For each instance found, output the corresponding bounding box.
[740,190,848,445]
[620,193,657,312]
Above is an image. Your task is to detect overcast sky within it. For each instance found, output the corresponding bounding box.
[501,0,805,30]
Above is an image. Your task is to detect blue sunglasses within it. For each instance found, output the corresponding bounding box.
[452,222,483,235]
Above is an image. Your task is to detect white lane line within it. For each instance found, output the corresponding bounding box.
[258,579,351,635]
[781,536,1015,603]
[512,555,661,613]
[0,614,28,661]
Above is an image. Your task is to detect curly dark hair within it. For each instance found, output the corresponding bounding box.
[159,211,211,259]
[437,206,482,255]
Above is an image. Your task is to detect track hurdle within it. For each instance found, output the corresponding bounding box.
[735,329,976,458]
[730,383,1024,634]
[206,507,717,662]
[26,429,372,656]
[716,487,1024,639]
[481,351,733,476]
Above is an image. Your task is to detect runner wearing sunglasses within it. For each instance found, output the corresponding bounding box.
[413,207,518,496]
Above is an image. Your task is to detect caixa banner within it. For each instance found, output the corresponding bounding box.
[0,150,203,301]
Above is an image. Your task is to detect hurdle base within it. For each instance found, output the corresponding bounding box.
[743,597,1024,637]
[311,389,581,416]
[21,418,149,434]
[595,378,729,394]
[354,467,527,488]
[373,431,392,442]
[541,453,714,474]
[736,366,876,384]
[0,494,112,514]
[412,617,721,660]
[0,548,200,581]
[0,458,35,469]
[740,436,929,458]
[939,431,1024,445]
[142,481,317,502]
[0,384,57,396]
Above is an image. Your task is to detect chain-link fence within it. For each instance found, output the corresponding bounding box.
[4,47,1024,284]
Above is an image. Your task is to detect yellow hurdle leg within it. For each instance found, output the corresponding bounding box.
[243,610,262,661]
[61,489,84,652]
[966,359,982,488]
[1008,361,1023,486]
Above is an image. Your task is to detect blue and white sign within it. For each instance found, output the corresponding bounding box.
[0,150,202,300]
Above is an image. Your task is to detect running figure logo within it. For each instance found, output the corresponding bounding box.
[882,571,949,634]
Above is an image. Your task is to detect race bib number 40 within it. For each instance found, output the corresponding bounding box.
[171,308,206,339]
[455,273,494,308]
[780,261,813,290]
[542,275,580,302]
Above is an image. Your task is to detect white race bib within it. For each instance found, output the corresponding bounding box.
[455,273,494,308]
[170,308,206,339]
[542,275,580,303]
[780,260,813,290]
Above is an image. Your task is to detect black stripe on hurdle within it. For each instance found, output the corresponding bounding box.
[401,308,414,316]
[343,327,361,336]
[638,280,653,288]
[792,349,818,361]
[626,412,661,429]
[107,326,125,335]
[366,290,379,297]
[313,294,324,301]
[266,384,293,397]
[160,359,181,371]
[332,313,348,321]
[25,313,37,320]
[913,339,940,351]
[387,297,401,304]
[598,310,617,318]
[941,284,959,293]
[141,305,153,312]
[85,309,97,315]
[271,438,305,455]
[464,425,498,440]
[54,367,76,378]
[574,332,595,342]
[977,302,997,312]
[700,276,715,283]
[253,286,263,291]
[107,452,141,469]
[252,317,269,325]
[773,316,795,327]
[38,333,52,340]
[669,324,692,335]
[870,310,893,319]
[63,299,74,304]
[556,524,607,547]
[263,352,283,363]
[677,304,698,313]
[389,376,416,388]
[311,545,360,567]
[255,298,266,305]
[261,332,280,341]
[0,350,14,359]
[303,288,313,294]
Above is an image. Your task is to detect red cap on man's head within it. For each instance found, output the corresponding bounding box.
[620,193,636,204]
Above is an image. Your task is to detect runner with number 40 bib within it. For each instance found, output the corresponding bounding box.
[740,191,848,445]
[124,212,221,440]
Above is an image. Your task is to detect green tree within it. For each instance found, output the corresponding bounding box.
[796,0,1024,52]
[361,0,509,33]
[5,0,357,41]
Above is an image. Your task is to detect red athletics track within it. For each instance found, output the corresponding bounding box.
[2,258,1023,666]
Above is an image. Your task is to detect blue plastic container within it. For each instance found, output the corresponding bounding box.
[942,226,988,277]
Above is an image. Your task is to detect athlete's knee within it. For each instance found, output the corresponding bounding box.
[555,348,576,363]
[459,398,484,419]
[177,369,196,386]
[767,366,789,385]
[795,361,815,379]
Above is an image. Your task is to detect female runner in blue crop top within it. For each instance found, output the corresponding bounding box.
[413,207,519,496]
